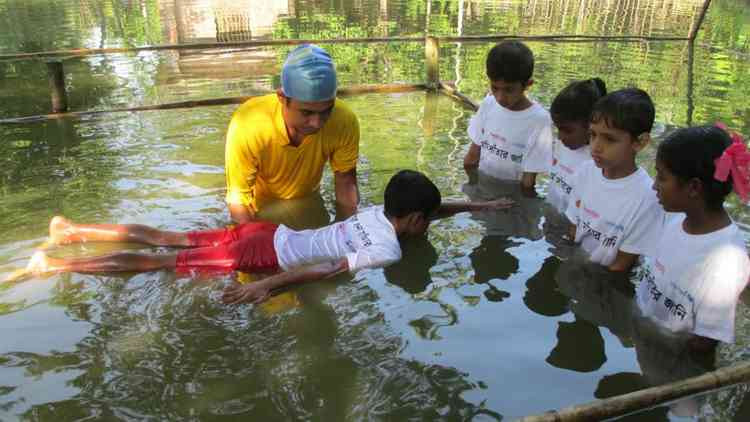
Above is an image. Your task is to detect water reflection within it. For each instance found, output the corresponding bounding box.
[383,235,438,294]
[553,253,726,419]
[462,169,544,240]
[523,255,568,317]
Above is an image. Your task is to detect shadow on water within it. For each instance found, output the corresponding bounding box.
[551,253,738,420]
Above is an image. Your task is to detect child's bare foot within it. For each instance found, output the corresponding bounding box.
[26,251,53,275]
[49,216,79,245]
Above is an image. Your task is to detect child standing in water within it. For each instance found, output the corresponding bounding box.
[547,78,606,214]
[565,88,662,272]
[463,40,554,196]
[637,125,750,349]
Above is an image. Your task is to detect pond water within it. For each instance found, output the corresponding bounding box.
[1,0,750,420]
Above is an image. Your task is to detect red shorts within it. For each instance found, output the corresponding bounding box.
[176,222,280,274]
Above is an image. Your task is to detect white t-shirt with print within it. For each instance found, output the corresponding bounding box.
[636,215,750,343]
[468,94,554,181]
[564,161,662,266]
[274,206,402,273]
[546,141,592,214]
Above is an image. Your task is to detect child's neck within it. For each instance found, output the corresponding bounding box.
[683,206,731,235]
[508,96,533,112]
[602,161,638,180]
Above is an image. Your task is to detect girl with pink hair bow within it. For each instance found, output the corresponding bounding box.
[635,124,750,354]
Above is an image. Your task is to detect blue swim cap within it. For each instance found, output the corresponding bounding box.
[281,44,337,102]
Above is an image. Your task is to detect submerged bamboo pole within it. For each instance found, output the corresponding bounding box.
[425,36,440,89]
[0,34,691,61]
[517,360,750,422]
[0,83,429,125]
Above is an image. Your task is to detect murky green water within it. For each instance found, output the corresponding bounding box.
[1,0,750,420]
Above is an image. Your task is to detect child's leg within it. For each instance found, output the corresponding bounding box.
[50,216,275,248]
[27,250,177,274]
[50,216,191,247]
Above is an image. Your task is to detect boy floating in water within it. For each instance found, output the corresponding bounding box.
[20,170,512,305]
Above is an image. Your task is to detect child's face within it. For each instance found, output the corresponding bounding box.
[553,119,589,150]
[489,78,529,111]
[589,119,644,174]
[653,159,691,212]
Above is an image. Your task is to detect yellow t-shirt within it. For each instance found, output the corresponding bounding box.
[224,94,360,212]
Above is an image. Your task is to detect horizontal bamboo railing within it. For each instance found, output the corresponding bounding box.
[0,83,438,124]
[0,34,691,61]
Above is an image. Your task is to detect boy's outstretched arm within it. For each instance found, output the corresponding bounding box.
[432,198,514,220]
[222,259,349,305]
[463,144,481,169]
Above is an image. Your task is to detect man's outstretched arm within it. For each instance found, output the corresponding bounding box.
[222,258,349,305]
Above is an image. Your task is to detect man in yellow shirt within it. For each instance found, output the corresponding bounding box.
[225,44,360,223]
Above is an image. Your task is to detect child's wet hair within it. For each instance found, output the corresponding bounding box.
[384,170,441,218]
[551,78,607,124]
[657,125,733,210]
[591,88,655,139]
[486,41,534,84]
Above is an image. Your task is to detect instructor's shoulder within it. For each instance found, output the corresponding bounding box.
[231,94,278,123]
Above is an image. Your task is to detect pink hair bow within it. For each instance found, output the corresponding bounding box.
[714,122,750,203]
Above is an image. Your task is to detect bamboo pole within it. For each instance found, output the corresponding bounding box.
[0,83,429,125]
[438,82,479,111]
[517,360,750,422]
[689,0,712,41]
[46,61,68,113]
[0,34,690,61]
[686,38,695,126]
[425,36,440,89]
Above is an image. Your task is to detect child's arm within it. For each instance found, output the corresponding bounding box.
[687,335,718,355]
[463,144,481,169]
[222,258,349,304]
[607,250,639,272]
[432,198,514,220]
[565,223,577,242]
[520,172,538,197]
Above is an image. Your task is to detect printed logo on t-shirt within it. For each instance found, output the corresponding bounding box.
[349,214,373,248]
[583,205,600,219]
[602,221,626,233]
[580,218,619,248]
[549,171,572,195]
[654,258,665,274]
[489,132,507,143]
[480,140,516,162]
[340,224,357,252]
[640,267,691,321]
